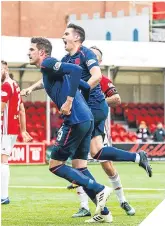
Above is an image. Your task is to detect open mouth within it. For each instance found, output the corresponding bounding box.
[63,40,67,47]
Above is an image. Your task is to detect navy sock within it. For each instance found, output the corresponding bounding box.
[79,167,109,215]
[94,146,136,162]
[101,206,109,215]
[50,164,104,193]
[78,167,97,204]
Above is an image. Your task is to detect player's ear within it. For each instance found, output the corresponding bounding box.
[39,49,45,56]
[74,34,80,42]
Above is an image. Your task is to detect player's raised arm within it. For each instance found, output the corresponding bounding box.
[19,103,32,142]
[106,93,121,108]
[85,50,102,89]
[21,79,44,96]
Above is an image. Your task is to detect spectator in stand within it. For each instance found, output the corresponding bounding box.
[136,121,151,143]
[153,122,165,142]
[50,107,63,139]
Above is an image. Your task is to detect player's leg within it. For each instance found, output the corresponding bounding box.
[90,100,152,177]
[71,158,91,218]
[71,121,112,220]
[100,130,135,215]
[1,135,17,204]
[70,122,112,223]
[91,136,152,177]
[49,122,112,214]
[72,186,91,218]
[100,161,135,215]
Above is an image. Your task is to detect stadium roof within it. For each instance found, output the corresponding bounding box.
[1,36,165,68]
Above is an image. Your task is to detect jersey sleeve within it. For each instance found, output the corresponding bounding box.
[84,49,99,71]
[1,83,12,103]
[41,57,62,73]
[100,76,118,98]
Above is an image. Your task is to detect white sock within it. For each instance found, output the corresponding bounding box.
[109,173,126,204]
[1,163,10,199]
[135,153,140,163]
[77,186,89,211]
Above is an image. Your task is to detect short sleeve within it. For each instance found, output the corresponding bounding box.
[85,49,99,71]
[1,83,12,103]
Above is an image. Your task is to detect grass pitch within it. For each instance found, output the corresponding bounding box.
[2,162,165,226]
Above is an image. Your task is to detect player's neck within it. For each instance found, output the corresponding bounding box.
[69,44,82,56]
[36,56,48,68]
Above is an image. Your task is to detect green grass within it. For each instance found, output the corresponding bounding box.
[2,162,165,226]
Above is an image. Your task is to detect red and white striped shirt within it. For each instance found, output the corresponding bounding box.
[1,79,22,135]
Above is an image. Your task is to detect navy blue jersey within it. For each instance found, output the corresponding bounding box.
[62,46,105,109]
[41,57,93,125]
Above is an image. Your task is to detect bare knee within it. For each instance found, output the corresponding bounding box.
[49,158,65,170]
[72,159,87,168]
[90,136,104,157]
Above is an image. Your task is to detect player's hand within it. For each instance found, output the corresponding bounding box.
[20,88,32,97]
[21,131,33,142]
[60,97,73,115]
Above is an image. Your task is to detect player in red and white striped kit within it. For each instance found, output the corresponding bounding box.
[69,47,135,220]
[1,60,32,204]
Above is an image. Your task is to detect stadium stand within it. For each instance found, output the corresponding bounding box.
[19,101,164,144]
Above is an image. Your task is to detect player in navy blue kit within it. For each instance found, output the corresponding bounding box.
[25,37,113,216]
[68,46,135,219]
[61,24,152,222]
[22,34,152,223]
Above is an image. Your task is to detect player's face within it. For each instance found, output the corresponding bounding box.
[91,48,102,65]
[1,63,7,82]
[62,28,78,51]
[28,43,41,65]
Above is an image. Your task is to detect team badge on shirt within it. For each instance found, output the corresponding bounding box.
[86,59,96,67]
[53,62,61,71]
[75,58,80,65]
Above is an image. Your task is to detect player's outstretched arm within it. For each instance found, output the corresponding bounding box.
[21,79,43,96]
[106,94,121,107]
[19,103,33,142]
[100,76,121,107]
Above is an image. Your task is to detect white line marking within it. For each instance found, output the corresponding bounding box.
[9,186,165,191]
[139,199,165,226]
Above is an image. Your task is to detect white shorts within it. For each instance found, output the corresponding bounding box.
[1,135,17,156]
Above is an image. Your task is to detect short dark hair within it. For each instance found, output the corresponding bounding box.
[67,23,85,43]
[31,37,52,56]
[90,46,103,58]
[1,60,7,65]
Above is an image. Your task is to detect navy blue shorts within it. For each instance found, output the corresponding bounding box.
[51,120,94,161]
[91,100,108,139]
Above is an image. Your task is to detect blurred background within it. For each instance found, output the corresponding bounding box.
[1,1,165,164]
